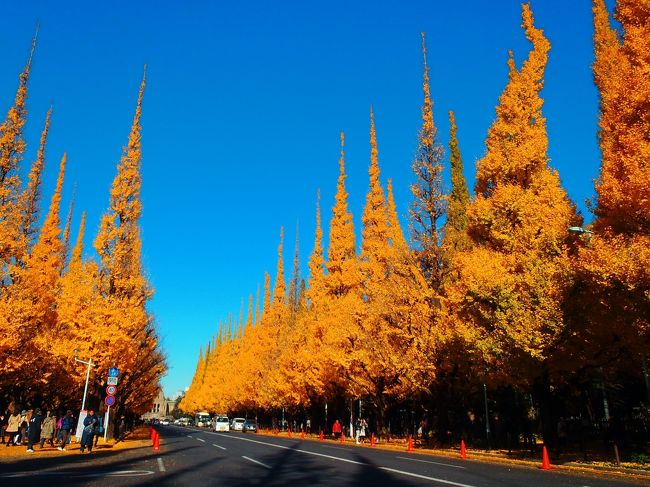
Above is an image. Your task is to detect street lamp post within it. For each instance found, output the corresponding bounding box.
[74,349,94,411]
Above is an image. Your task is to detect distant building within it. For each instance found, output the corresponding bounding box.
[141,389,175,420]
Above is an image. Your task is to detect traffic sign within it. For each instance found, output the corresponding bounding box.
[107,377,118,386]
[106,385,117,395]
[108,367,119,378]
[105,395,116,407]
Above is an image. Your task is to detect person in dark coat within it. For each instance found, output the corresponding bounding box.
[80,410,99,453]
[58,410,75,451]
[27,408,44,452]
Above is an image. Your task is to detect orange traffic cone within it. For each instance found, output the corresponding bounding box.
[370,433,375,447]
[460,439,468,459]
[406,435,414,452]
[301,428,305,439]
[319,430,324,442]
[288,427,292,437]
[340,431,345,444]
[153,430,160,451]
[540,445,553,470]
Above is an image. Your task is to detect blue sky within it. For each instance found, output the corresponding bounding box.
[3,1,604,398]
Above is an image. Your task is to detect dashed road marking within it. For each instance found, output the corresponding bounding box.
[197,438,205,443]
[380,467,476,487]
[212,443,226,450]
[157,458,166,472]
[0,470,155,478]
[396,456,466,469]
[242,456,271,469]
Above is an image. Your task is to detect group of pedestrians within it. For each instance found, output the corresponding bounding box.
[0,408,98,453]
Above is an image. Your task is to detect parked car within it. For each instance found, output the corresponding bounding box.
[231,418,246,431]
[242,419,258,433]
[214,415,230,432]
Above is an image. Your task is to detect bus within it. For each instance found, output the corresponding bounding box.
[195,411,211,427]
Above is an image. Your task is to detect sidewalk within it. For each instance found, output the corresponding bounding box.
[257,429,650,485]
[0,426,152,460]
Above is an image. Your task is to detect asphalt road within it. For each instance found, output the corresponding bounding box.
[0,425,642,486]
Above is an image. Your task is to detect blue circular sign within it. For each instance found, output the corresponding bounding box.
[105,395,116,407]
[108,367,119,378]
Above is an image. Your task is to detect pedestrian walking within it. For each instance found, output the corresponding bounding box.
[94,416,103,447]
[332,419,342,439]
[55,413,63,443]
[80,409,99,453]
[0,411,7,444]
[40,411,55,448]
[16,410,28,445]
[27,408,44,452]
[5,411,20,447]
[118,416,126,440]
[58,410,75,451]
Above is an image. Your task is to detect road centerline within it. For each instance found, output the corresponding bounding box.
[197,437,206,443]
[212,443,227,450]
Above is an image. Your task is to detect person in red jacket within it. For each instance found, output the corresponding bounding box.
[332,419,342,439]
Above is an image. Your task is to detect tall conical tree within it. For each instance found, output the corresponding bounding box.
[409,33,446,291]
[93,68,165,421]
[306,190,326,307]
[19,108,52,254]
[0,152,67,396]
[387,179,408,254]
[288,224,301,315]
[326,132,360,297]
[448,4,578,388]
[572,0,650,362]
[0,34,36,276]
[360,108,390,274]
[443,111,471,256]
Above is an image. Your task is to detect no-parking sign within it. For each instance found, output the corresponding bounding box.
[106,385,117,395]
[105,395,116,407]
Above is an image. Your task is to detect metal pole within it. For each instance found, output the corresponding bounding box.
[104,405,110,442]
[483,383,491,448]
[81,358,92,411]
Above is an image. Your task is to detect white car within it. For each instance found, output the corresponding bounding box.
[214,416,230,432]
[231,418,246,431]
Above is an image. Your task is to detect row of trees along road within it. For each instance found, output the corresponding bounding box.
[0,35,165,436]
[181,0,649,454]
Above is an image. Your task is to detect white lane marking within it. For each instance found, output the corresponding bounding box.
[0,471,155,478]
[380,467,476,487]
[157,458,166,472]
[212,433,478,486]
[242,456,271,469]
[197,438,205,443]
[212,443,227,450]
[213,433,366,465]
[187,435,193,438]
[396,456,466,469]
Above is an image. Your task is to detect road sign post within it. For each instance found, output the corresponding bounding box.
[104,368,119,441]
